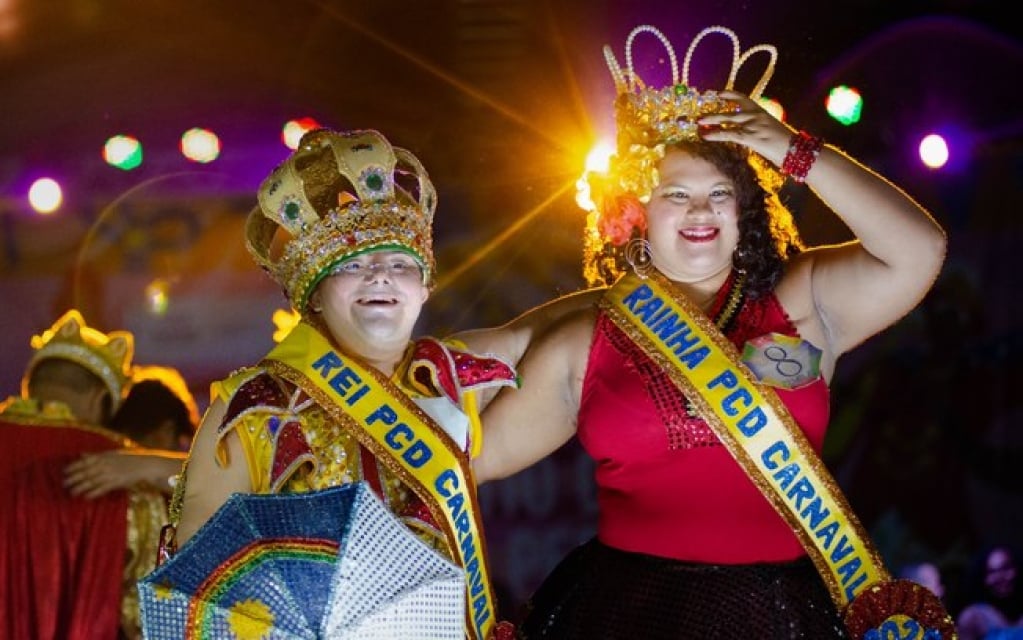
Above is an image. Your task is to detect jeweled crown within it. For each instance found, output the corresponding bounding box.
[580,25,778,286]
[607,24,777,149]
[24,309,134,409]
[246,128,437,311]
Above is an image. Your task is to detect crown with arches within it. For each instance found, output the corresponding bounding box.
[579,25,779,285]
[606,24,777,149]
[24,309,134,409]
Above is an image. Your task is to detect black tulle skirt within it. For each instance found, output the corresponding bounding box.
[516,538,849,639]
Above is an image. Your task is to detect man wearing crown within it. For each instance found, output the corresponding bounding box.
[0,309,167,639]
[153,129,529,639]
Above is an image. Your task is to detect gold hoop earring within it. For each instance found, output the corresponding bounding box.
[625,237,653,278]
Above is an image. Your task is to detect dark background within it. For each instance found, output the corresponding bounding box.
[1,0,1019,615]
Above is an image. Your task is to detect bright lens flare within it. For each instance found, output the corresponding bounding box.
[919,134,949,169]
[28,178,62,214]
[584,143,613,174]
[144,279,170,315]
[103,135,143,170]
[282,118,322,150]
[576,142,614,212]
[826,85,863,126]
[180,128,220,163]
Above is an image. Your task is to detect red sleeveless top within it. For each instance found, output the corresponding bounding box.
[578,283,830,564]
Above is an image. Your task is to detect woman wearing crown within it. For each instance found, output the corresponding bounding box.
[470,26,954,638]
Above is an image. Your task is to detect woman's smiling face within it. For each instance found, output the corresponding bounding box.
[645,148,740,284]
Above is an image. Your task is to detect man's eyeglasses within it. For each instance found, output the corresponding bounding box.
[331,259,422,280]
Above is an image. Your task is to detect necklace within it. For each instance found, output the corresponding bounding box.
[714,270,746,332]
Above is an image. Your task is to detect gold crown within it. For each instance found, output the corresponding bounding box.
[580,26,778,286]
[24,309,134,408]
[246,128,437,311]
[606,24,777,149]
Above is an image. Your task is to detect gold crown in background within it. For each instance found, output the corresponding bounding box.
[606,25,777,149]
[246,128,437,311]
[24,309,134,408]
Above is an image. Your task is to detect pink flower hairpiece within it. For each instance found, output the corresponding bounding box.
[596,192,646,246]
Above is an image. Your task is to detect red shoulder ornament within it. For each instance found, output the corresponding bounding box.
[409,337,518,405]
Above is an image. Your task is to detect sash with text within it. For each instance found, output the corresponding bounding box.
[263,322,499,640]
[604,271,955,638]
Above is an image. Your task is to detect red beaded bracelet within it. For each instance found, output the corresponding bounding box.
[781,130,823,183]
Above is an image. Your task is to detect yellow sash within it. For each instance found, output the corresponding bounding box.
[605,272,958,637]
[262,322,499,640]
[604,272,888,605]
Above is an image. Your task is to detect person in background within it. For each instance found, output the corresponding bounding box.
[113,365,198,450]
[957,545,1023,640]
[64,365,197,499]
[4,309,132,428]
[0,309,164,640]
[472,25,950,638]
[898,561,946,600]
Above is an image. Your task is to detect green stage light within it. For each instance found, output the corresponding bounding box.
[103,135,143,170]
[826,85,863,126]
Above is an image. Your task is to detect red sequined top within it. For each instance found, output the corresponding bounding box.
[578,283,830,564]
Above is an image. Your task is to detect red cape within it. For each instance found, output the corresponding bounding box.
[0,415,128,640]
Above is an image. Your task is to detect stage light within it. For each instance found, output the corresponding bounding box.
[575,141,614,212]
[584,142,613,174]
[919,134,950,170]
[826,85,863,126]
[282,117,322,149]
[28,178,62,214]
[180,128,220,163]
[144,278,170,315]
[103,135,143,170]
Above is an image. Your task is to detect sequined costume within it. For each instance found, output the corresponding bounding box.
[517,273,849,639]
[176,332,516,557]
[143,130,520,640]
